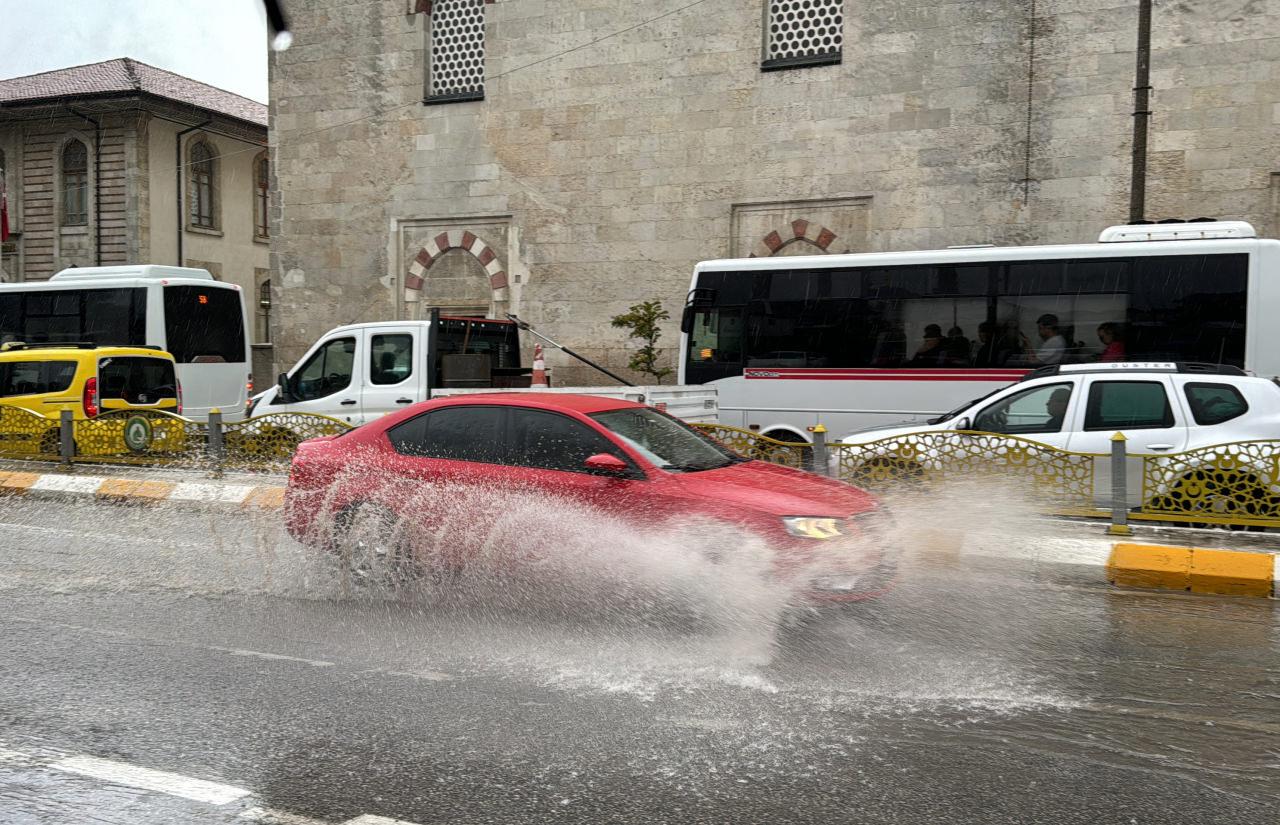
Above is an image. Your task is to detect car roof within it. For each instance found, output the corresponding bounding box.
[0,344,173,360]
[431,392,644,414]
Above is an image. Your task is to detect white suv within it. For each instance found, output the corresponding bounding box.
[838,363,1280,456]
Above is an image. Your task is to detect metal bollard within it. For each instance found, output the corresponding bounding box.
[1107,431,1132,535]
[59,409,74,468]
[808,423,829,477]
[207,408,225,478]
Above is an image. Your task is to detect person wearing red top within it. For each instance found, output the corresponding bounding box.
[1098,322,1125,362]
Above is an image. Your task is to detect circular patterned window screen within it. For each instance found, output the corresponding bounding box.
[767,0,844,61]
[429,0,486,99]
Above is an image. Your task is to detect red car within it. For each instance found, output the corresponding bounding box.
[285,393,894,604]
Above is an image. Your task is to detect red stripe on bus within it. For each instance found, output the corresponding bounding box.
[744,369,1030,381]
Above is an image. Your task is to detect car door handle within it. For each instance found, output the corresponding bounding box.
[395,398,413,404]
[1146,443,1175,451]
[340,399,357,406]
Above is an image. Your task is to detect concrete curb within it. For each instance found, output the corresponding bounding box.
[0,470,285,510]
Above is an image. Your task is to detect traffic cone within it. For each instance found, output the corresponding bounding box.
[531,344,548,388]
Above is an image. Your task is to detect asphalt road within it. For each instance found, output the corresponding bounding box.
[0,497,1277,824]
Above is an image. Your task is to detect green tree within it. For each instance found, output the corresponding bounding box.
[610,300,672,384]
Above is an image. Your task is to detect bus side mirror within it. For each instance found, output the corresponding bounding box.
[277,372,294,403]
[680,304,696,335]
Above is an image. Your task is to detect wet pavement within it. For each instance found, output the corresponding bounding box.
[0,498,1277,824]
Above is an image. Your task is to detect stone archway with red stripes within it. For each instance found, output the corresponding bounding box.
[403,229,508,304]
[748,219,839,257]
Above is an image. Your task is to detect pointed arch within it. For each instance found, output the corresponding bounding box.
[748,219,838,257]
[404,229,507,303]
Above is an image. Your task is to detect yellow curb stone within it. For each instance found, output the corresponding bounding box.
[1189,547,1274,598]
[1107,543,1191,591]
[243,486,286,509]
[0,472,39,495]
[95,478,175,503]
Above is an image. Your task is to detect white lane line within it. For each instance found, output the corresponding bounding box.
[239,805,333,824]
[215,647,335,668]
[345,816,427,825]
[51,755,250,805]
[168,482,254,503]
[30,475,106,494]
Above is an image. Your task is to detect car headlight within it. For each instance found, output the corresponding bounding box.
[781,516,844,540]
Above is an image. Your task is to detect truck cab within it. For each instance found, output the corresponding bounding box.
[249,315,529,425]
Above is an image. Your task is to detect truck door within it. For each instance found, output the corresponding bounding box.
[360,328,422,423]
[274,334,362,424]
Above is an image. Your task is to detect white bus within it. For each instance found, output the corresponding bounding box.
[679,220,1280,443]
[0,265,252,421]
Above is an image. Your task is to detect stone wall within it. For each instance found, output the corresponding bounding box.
[270,0,1280,384]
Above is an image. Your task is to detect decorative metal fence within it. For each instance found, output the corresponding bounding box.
[0,404,353,472]
[694,422,1280,530]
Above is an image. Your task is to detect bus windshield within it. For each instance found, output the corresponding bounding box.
[163,286,247,364]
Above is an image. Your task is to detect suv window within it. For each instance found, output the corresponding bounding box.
[370,334,413,386]
[388,405,507,463]
[509,408,630,474]
[294,337,355,402]
[973,382,1074,435]
[1184,382,1248,426]
[98,357,178,404]
[0,360,78,396]
[1085,380,1174,430]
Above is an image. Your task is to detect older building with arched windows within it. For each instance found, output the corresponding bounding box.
[0,57,274,383]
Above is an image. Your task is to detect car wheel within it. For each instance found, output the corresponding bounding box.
[332,503,418,586]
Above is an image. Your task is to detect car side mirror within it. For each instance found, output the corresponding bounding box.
[955,417,971,431]
[277,372,294,403]
[585,453,629,476]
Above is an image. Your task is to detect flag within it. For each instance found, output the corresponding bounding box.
[0,172,8,243]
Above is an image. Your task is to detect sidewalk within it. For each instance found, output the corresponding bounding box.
[0,457,1274,599]
[0,458,285,509]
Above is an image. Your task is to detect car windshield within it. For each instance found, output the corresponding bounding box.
[928,387,1006,424]
[589,407,742,472]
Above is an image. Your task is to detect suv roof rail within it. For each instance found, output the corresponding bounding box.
[1019,361,1246,381]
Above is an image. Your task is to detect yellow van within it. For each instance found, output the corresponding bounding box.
[0,344,184,457]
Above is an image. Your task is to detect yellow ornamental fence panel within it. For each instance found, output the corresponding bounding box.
[1141,440,1280,527]
[0,404,60,459]
[831,431,1097,509]
[72,410,204,465]
[691,424,811,469]
[223,413,354,467]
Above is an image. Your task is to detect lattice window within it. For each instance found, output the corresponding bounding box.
[763,0,844,71]
[61,140,89,226]
[427,0,486,103]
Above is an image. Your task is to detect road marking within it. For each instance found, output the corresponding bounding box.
[216,647,335,667]
[51,755,250,805]
[239,805,332,824]
[168,482,254,503]
[30,475,106,494]
[344,816,427,825]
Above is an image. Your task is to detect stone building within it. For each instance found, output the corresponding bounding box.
[270,0,1280,384]
[0,58,276,385]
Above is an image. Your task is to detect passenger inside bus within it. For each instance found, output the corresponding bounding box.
[1098,322,1125,361]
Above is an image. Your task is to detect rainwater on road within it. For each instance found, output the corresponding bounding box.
[0,498,1276,824]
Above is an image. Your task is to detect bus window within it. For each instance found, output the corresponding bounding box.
[0,288,145,346]
[687,307,743,365]
[163,286,246,364]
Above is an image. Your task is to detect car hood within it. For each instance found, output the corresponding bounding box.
[665,460,877,517]
[840,422,946,445]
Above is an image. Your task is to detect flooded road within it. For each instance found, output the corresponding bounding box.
[0,499,1277,824]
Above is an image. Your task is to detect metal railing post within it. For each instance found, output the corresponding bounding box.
[1107,432,1131,535]
[809,424,829,477]
[207,408,225,478]
[59,409,74,468]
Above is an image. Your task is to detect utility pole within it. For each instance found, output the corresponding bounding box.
[1128,0,1153,223]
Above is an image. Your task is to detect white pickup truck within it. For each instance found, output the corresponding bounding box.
[248,316,717,425]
